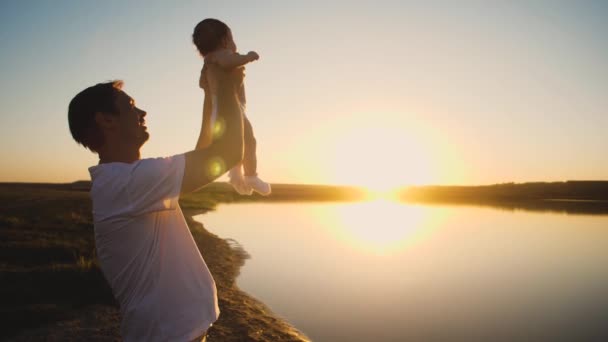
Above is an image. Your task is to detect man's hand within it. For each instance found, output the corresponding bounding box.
[204,50,227,65]
[229,66,245,86]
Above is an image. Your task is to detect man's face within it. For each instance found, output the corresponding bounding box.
[114,90,149,148]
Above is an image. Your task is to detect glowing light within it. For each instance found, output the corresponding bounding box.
[212,117,226,139]
[207,157,226,178]
[328,123,438,191]
[315,201,449,255]
[364,187,401,201]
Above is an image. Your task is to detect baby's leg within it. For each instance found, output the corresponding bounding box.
[242,115,271,195]
[227,121,248,194]
[242,115,257,176]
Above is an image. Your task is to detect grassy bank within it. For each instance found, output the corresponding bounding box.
[0,183,309,341]
[2,180,607,340]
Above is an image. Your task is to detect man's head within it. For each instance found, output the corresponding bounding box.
[68,81,148,154]
[192,18,236,56]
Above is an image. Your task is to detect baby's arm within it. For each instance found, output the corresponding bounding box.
[207,49,259,70]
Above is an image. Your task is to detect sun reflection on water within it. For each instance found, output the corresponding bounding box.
[315,199,448,255]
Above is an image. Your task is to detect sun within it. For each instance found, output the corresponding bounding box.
[328,124,436,192]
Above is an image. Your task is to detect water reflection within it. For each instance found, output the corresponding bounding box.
[312,200,447,255]
[400,198,608,216]
[196,202,608,341]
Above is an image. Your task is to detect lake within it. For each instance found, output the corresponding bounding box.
[195,201,608,341]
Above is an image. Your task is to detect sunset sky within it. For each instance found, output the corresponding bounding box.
[1,1,606,188]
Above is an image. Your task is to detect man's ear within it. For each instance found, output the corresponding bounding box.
[95,112,117,130]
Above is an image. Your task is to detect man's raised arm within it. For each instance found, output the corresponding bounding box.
[181,66,244,193]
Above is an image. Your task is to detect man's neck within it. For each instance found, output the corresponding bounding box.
[98,146,140,165]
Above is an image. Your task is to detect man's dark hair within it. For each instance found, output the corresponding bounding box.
[68,80,123,152]
[192,18,230,56]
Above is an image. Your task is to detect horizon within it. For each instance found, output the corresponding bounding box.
[1,1,607,187]
[2,179,607,189]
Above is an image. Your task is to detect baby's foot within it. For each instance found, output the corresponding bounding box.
[228,168,253,195]
[244,176,272,196]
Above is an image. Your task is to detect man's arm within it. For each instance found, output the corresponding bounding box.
[195,87,214,150]
[181,66,245,193]
[208,49,259,70]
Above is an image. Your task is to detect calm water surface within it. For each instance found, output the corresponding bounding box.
[195,201,608,341]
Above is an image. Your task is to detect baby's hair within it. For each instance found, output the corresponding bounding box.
[193,18,230,56]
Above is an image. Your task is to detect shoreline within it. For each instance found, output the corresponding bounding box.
[7,211,308,341]
[183,208,309,342]
[1,183,308,341]
[4,181,608,340]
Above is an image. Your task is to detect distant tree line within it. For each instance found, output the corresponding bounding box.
[400,181,608,202]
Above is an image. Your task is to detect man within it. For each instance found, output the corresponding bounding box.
[67,66,244,341]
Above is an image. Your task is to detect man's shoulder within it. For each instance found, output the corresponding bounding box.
[89,154,186,220]
[89,155,184,186]
[134,154,185,169]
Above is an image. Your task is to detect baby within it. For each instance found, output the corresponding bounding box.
[192,18,271,196]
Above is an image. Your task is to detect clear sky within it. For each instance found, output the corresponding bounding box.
[1,1,606,188]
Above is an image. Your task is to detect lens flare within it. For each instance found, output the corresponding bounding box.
[207,157,226,178]
[212,117,226,139]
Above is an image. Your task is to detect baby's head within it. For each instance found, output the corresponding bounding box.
[192,18,236,57]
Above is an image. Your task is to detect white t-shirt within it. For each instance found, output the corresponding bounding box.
[88,154,219,342]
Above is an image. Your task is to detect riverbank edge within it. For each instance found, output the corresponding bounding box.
[183,208,310,342]
[2,182,309,341]
[8,211,309,342]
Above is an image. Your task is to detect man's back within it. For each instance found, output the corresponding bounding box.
[89,154,219,342]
